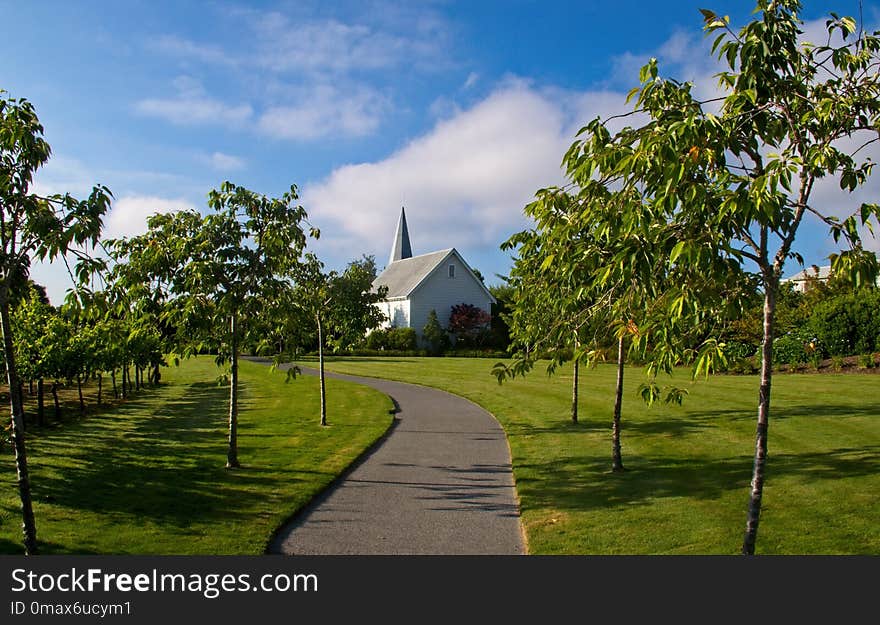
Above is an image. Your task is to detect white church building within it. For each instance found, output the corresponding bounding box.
[372,208,496,339]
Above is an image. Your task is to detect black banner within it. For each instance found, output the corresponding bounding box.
[0,555,875,622]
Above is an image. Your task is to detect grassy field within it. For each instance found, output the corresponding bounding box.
[318,357,880,555]
[0,357,393,554]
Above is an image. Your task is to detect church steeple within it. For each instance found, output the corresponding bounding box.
[389,206,413,263]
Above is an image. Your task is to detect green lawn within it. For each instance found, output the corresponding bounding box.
[0,357,392,554]
[318,357,880,555]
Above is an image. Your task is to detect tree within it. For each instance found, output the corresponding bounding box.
[497,186,668,464]
[325,255,387,351]
[448,303,491,347]
[422,309,450,355]
[497,191,599,425]
[11,284,53,425]
[564,1,880,553]
[117,182,311,467]
[292,254,332,426]
[290,254,387,426]
[0,92,112,553]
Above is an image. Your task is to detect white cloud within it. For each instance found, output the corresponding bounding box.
[258,85,388,140]
[150,35,236,66]
[463,72,479,89]
[302,83,628,264]
[135,76,253,126]
[250,12,446,75]
[206,151,245,171]
[104,195,197,240]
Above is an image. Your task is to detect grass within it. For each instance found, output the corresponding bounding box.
[0,357,393,554]
[316,356,880,555]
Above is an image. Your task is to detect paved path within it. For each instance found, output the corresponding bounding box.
[265,365,525,555]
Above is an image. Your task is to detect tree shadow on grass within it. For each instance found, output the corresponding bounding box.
[29,380,289,528]
[0,537,104,555]
[517,445,880,513]
[725,402,880,421]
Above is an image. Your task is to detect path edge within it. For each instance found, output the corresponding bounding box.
[243,357,402,556]
[290,358,531,555]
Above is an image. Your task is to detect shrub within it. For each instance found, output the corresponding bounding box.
[448,303,491,347]
[723,341,758,362]
[773,328,817,365]
[364,328,389,350]
[831,355,845,371]
[386,327,418,351]
[732,356,759,375]
[857,353,875,369]
[809,289,880,356]
[422,310,451,355]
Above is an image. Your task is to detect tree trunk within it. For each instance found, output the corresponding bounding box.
[153,363,160,386]
[0,289,38,554]
[122,365,128,399]
[17,382,26,431]
[37,378,44,427]
[97,373,102,405]
[318,313,327,427]
[612,334,625,472]
[742,280,777,555]
[76,374,84,414]
[52,382,60,420]
[571,357,579,424]
[111,369,118,399]
[227,312,240,468]
[29,378,33,394]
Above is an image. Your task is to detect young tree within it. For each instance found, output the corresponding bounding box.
[290,254,387,426]
[565,1,880,553]
[116,182,312,467]
[0,92,112,553]
[496,190,598,425]
[422,309,450,355]
[11,284,53,426]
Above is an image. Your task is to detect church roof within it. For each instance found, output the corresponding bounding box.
[373,248,454,298]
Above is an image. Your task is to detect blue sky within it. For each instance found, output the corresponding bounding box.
[2,0,877,304]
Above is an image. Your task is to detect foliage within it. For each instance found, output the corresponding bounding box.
[0,357,393,554]
[857,353,876,369]
[422,309,450,355]
[772,328,818,366]
[556,0,880,554]
[109,181,313,466]
[364,327,419,352]
[487,283,513,350]
[809,288,880,356]
[722,341,758,362]
[1,90,112,554]
[448,302,491,347]
[387,327,418,351]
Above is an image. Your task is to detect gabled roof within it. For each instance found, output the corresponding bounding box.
[373,248,496,303]
[783,265,832,282]
[374,249,453,298]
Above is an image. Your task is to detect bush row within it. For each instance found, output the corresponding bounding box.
[721,288,880,368]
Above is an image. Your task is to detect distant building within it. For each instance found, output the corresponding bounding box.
[781,264,832,293]
[372,207,495,340]
[781,255,880,293]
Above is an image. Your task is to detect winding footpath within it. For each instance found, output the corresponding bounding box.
[266,365,525,555]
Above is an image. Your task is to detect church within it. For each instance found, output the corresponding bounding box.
[372,208,496,341]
